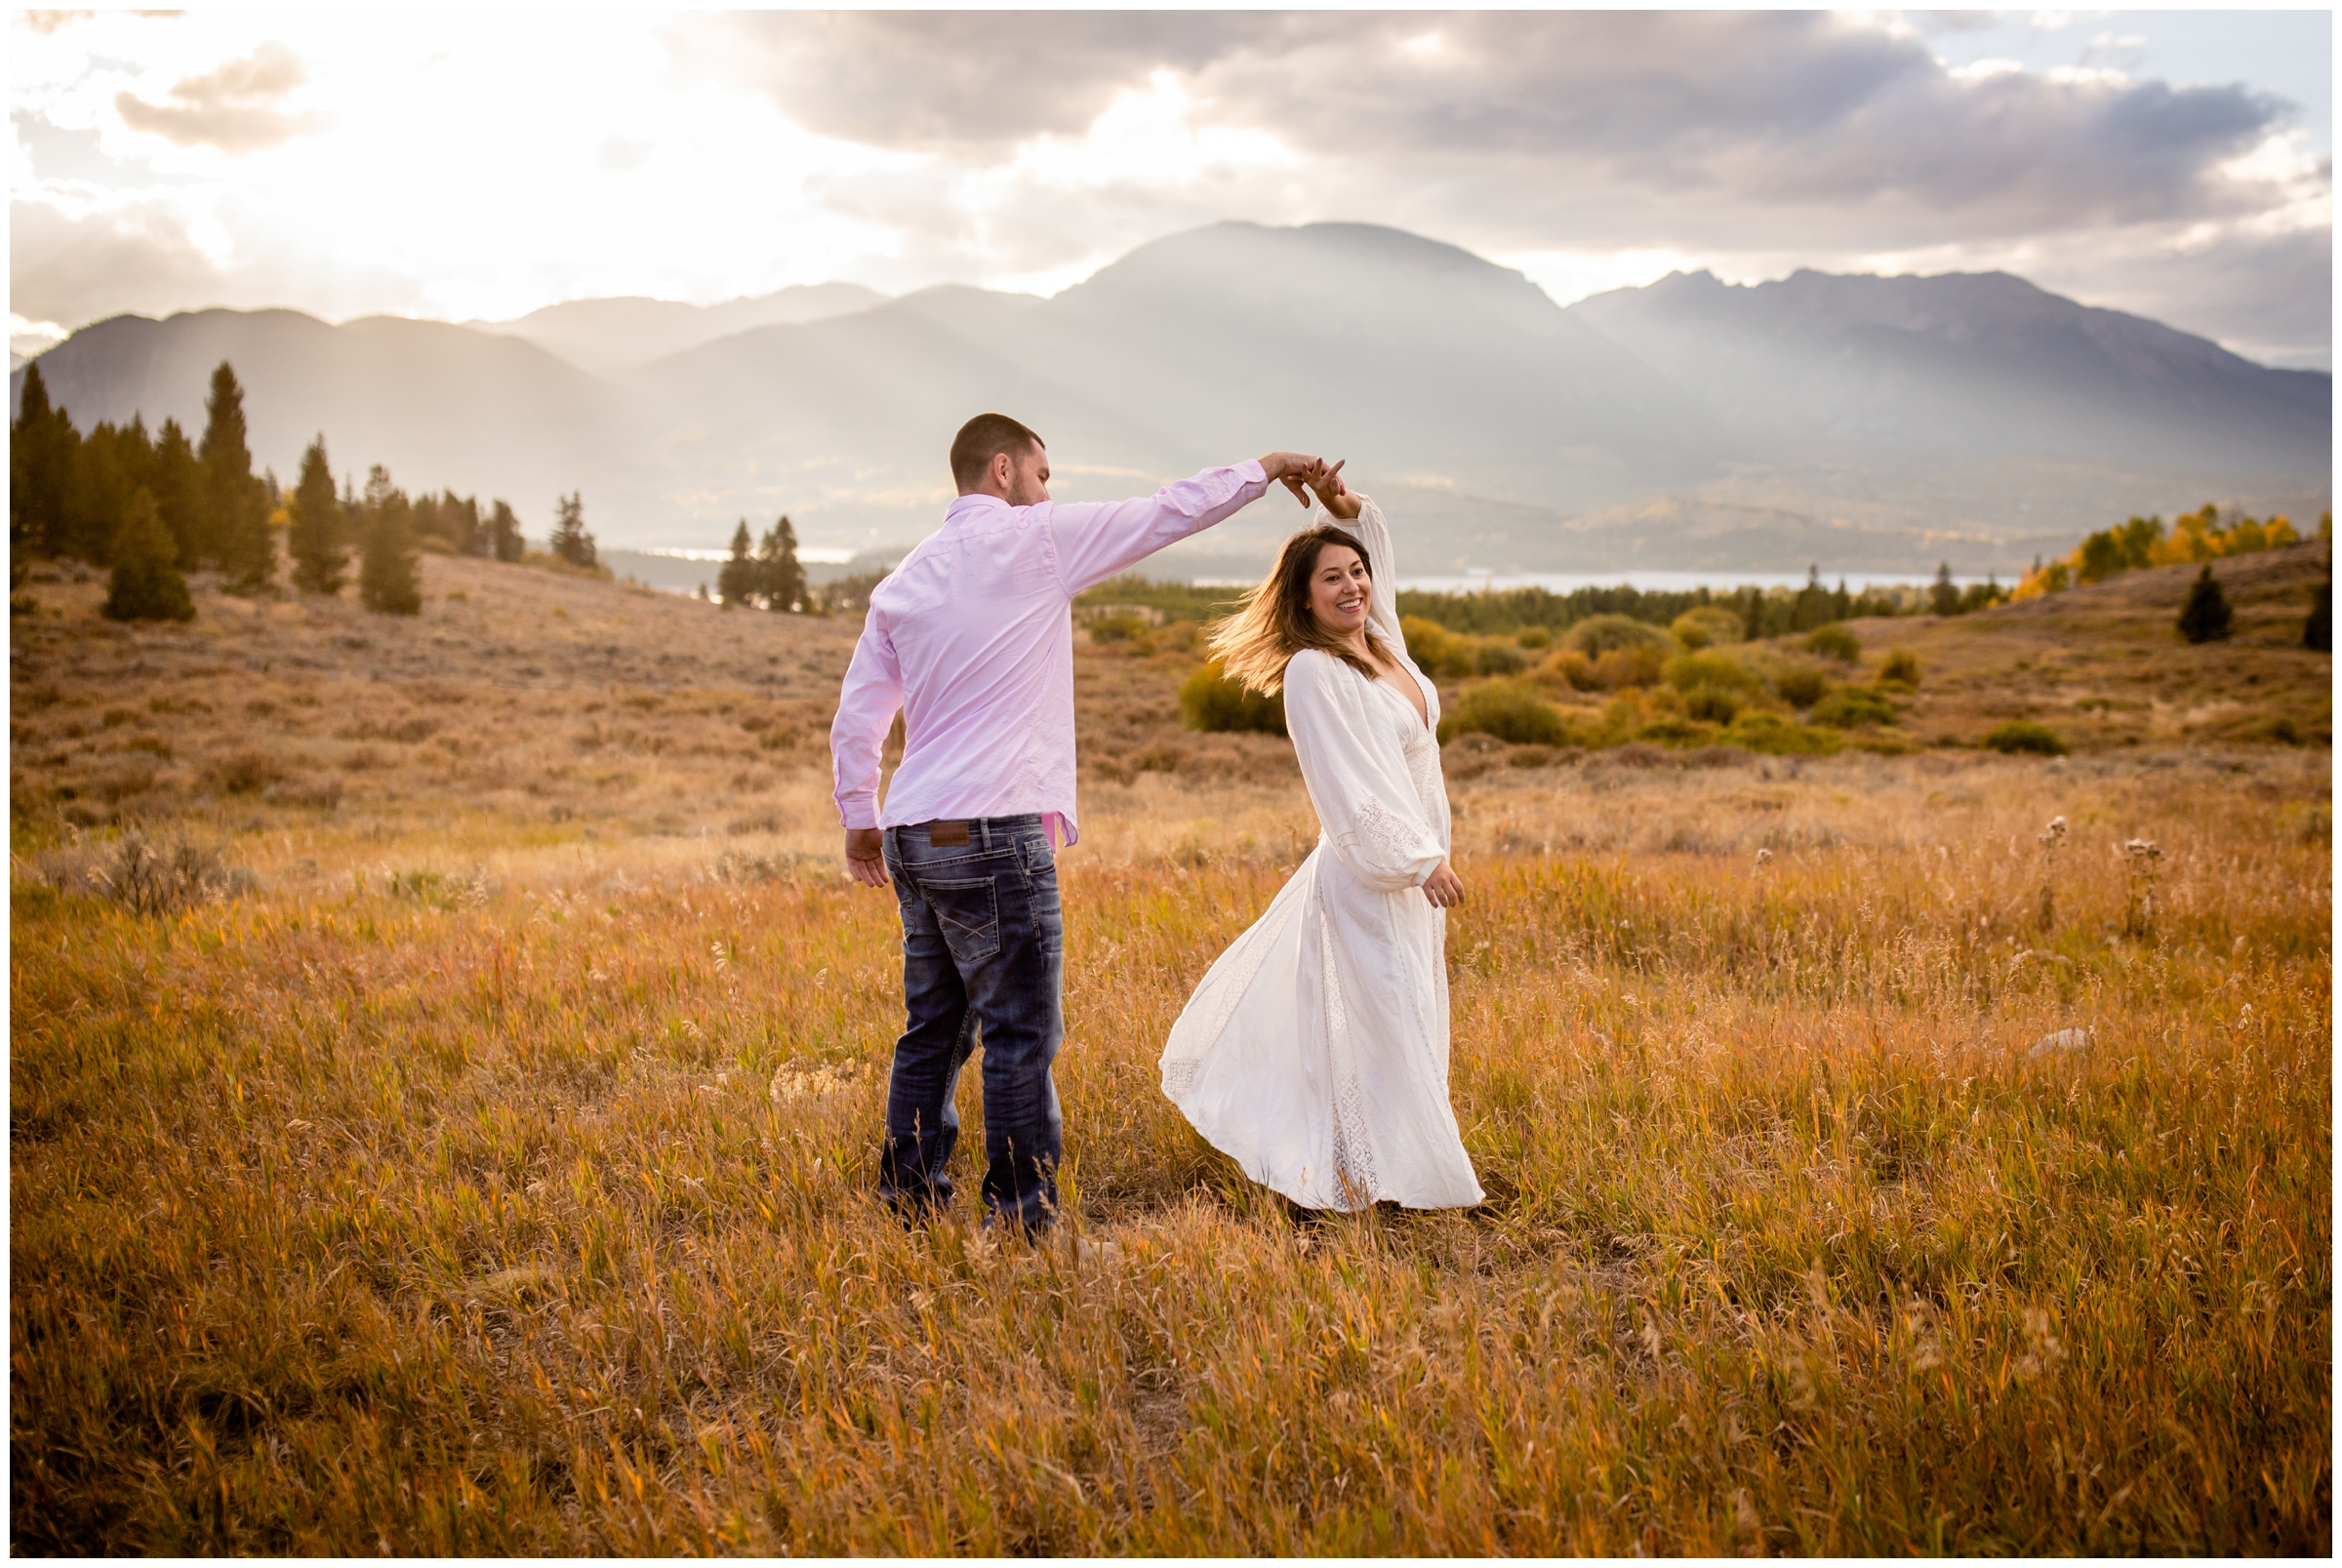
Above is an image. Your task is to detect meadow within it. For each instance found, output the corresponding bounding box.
[10,550,2332,1553]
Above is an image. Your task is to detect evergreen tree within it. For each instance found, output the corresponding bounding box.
[101,489,195,623]
[10,361,80,575]
[1832,578,1852,623]
[447,494,483,557]
[150,419,203,568]
[2305,578,2331,653]
[1790,565,1831,631]
[286,436,346,594]
[758,513,807,612]
[70,418,147,565]
[411,491,445,549]
[2176,565,2233,644]
[1928,562,1960,617]
[358,464,422,614]
[487,499,525,562]
[548,492,596,568]
[198,361,272,585]
[715,519,759,607]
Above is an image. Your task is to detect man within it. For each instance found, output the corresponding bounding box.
[832,413,1324,1231]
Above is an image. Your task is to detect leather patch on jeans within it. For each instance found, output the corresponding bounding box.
[928,820,971,846]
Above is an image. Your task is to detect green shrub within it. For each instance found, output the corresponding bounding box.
[1877,648,1921,688]
[1400,616,1475,678]
[1809,686,1898,729]
[1475,641,1530,676]
[1806,624,1861,663]
[1670,606,1744,650]
[1664,650,1763,696]
[1725,710,1841,755]
[1682,686,1742,723]
[1437,679,1570,746]
[1088,611,1151,644]
[1983,719,2068,755]
[1563,614,1675,658]
[1774,664,1831,708]
[1514,626,1553,650]
[1178,661,1286,736]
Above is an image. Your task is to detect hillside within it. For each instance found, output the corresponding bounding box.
[1817,538,2332,750]
[1570,268,2330,470]
[467,282,889,374]
[11,222,2331,571]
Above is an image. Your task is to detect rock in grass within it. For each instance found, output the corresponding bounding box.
[2030,1026,2090,1057]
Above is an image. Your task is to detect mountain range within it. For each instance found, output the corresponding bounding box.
[12,221,2329,576]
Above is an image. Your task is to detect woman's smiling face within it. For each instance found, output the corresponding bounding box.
[1307,543,1371,635]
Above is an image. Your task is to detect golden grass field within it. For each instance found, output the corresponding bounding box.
[10,548,2332,1553]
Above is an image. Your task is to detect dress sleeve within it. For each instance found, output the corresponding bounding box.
[1346,493,1407,656]
[1283,650,1446,892]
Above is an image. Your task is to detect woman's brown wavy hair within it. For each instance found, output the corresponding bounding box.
[1207,524,1393,696]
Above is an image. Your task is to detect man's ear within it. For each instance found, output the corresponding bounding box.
[992,450,1013,489]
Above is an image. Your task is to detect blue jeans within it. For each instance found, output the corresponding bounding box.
[878,816,1065,1229]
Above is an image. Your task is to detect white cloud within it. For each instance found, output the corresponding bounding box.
[4,8,2328,368]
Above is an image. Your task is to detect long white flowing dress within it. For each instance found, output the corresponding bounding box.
[1159,496,1484,1212]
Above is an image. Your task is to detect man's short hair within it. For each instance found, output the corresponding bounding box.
[949,413,1044,491]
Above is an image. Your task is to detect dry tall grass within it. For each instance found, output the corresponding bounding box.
[10,553,2331,1552]
[13,744,2330,1553]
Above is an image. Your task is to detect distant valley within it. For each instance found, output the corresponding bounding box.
[12,221,2329,578]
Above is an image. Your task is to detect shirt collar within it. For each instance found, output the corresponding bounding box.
[944,492,1012,525]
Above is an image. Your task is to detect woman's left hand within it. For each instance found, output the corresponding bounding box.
[1310,459,1363,521]
[1422,860,1465,908]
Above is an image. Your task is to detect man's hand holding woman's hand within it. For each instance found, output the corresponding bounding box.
[1422,861,1465,908]
[1258,452,1330,505]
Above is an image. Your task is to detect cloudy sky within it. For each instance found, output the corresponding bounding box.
[11,9,2332,368]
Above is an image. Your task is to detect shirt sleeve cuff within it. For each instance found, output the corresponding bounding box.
[1237,459,1268,484]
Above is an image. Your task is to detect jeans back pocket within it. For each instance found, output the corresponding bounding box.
[920,874,1002,965]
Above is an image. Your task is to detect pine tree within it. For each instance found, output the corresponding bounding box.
[487,500,525,562]
[2305,578,2331,653]
[101,489,195,622]
[448,494,483,557]
[287,436,346,594]
[411,491,445,550]
[1928,562,1960,618]
[548,492,596,568]
[1790,565,1830,632]
[715,519,759,607]
[138,419,201,570]
[358,464,421,614]
[10,361,81,576]
[198,361,272,585]
[758,513,807,612]
[2176,565,2233,644]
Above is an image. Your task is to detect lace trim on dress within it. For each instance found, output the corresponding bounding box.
[1344,793,1438,878]
[1318,886,1382,1209]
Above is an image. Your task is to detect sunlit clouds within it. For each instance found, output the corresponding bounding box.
[10,9,2332,367]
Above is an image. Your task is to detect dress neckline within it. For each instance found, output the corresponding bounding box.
[1369,663,1432,734]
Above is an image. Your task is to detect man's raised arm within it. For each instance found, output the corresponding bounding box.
[829,614,904,887]
[1049,452,1324,597]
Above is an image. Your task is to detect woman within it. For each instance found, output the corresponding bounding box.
[1159,463,1482,1213]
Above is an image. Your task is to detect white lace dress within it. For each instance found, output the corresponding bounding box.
[1159,496,1484,1212]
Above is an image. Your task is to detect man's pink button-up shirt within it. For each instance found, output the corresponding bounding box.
[830,460,1271,845]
